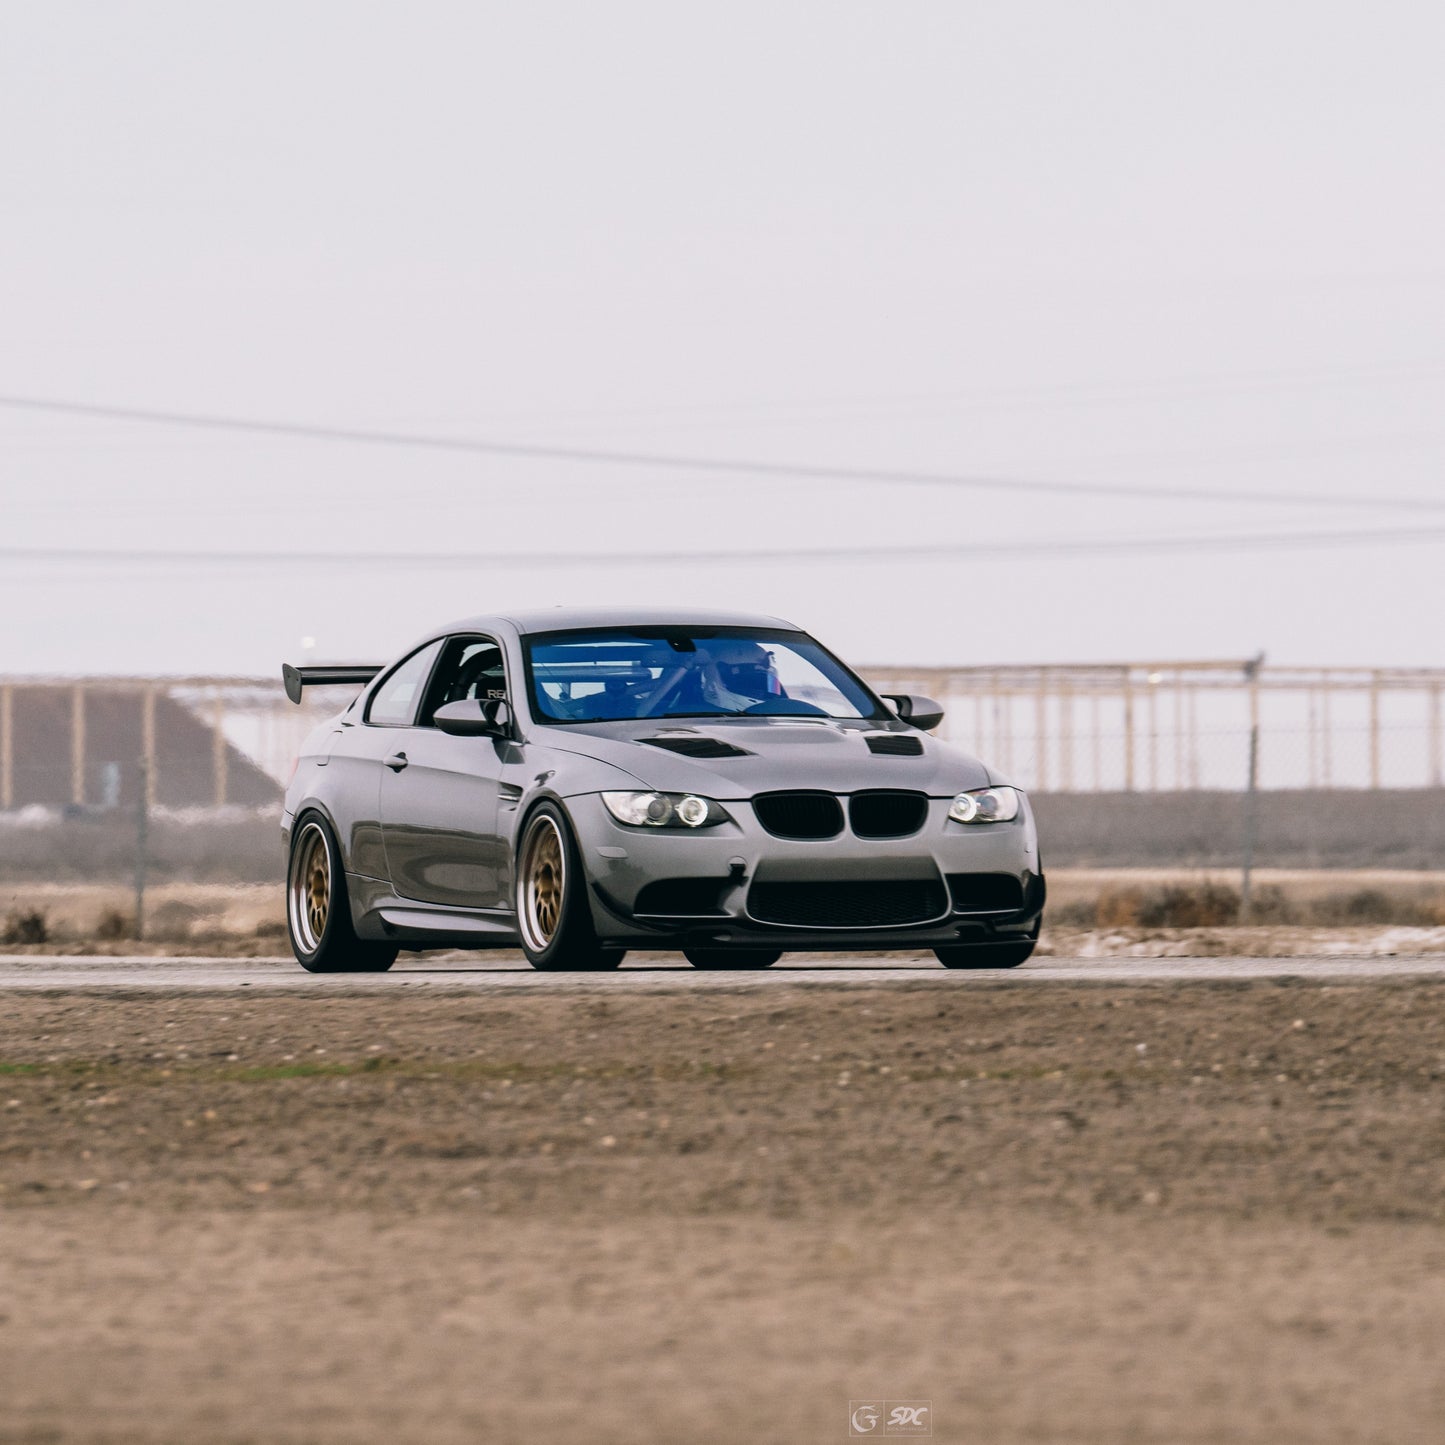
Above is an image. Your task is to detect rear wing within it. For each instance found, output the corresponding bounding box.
[282,663,382,705]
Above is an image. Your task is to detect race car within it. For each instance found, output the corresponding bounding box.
[280,607,1044,972]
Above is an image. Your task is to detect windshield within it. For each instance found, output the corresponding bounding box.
[524,627,883,724]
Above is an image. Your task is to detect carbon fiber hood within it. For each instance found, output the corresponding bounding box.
[535,716,995,798]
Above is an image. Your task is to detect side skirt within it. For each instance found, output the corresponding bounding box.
[348,872,521,948]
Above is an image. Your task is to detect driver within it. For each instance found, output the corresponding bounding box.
[700,639,781,711]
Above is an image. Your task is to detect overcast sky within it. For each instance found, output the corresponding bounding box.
[2,1,1443,677]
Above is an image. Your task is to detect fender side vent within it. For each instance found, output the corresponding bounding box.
[866,734,924,756]
[641,736,753,759]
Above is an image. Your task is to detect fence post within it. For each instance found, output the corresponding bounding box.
[1430,684,1442,789]
[1147,678,1160,791]
[0,682,11,809]
[71,684,86,806]
[1322,684,1333,789]
[1059,681,1074,793]
[1188,687,1200,790]
[995,687,1011,778]
[1034,683,1048,792]
[1369,672,1381,790]
[1240,653,1265,922]
[1173,676,1184,791]
[212,691,228,808]
[1090,692,1102,791]
[1307,690,1318,789]
[134,758,148,941]
[1241,722,1260,923]
[142,686,158,808]
[1122,679,1135,792]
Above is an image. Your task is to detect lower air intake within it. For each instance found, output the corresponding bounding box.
[748,879,948,929]
[752,791,845,840]
[946,873,1025,914]
[633,878,729,916]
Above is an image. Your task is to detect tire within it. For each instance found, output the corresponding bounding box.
[287,816,399,973]
[683,948,782,970]
[515,802,619,971]
[934,939,1036,969]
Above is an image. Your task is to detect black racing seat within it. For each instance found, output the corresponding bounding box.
[446,648,506,704]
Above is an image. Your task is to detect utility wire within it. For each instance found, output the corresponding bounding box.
[4,523,1445,571]
[2,392,1444,515]
[507,356,1445,428]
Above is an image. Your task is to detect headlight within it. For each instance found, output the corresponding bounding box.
[601,791,732,829]
[948,786,1021,824]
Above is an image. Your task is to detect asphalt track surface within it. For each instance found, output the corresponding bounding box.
[3,953,1443,990]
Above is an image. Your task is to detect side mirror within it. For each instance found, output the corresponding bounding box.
[434,698,512,738]
[881,693,945,732]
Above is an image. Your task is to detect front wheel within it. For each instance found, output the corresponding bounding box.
[287,816,398,973]
[515,803,618,971]
[683,948,782,970]
[934,940,1036,969]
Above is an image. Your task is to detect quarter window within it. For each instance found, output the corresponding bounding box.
[366,641,444,726]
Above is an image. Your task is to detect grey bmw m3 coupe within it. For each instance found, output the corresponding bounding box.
[281,607,1044,972]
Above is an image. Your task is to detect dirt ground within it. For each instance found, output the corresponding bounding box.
[1,981,1443,1444]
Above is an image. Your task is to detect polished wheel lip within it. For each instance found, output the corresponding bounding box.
[518,814,566,953]
[289,820,331,955]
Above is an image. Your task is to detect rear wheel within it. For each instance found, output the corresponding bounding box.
[516,803,619,971]
[934,939,1036,969]
[683,948,782,970]
[287,817,398,973]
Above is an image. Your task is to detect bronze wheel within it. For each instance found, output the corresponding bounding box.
[285,815,398,973]
[289,820,332,954]
[518,813,566,952]
[514,804,616,970]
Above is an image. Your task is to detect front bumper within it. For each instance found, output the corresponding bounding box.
[565,792,1044,951]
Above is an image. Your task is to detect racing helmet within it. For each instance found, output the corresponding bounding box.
[709,639,780,699]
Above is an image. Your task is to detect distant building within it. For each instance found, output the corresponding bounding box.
[0,681,280,810]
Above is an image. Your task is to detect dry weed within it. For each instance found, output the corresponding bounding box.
[2,907,50,945]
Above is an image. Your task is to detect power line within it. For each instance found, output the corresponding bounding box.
[516,356,1445,429]
[2,392,1444,515]
[4,523,1445,572]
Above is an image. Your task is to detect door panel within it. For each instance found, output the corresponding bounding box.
[378,729,506,909]
[323,724,389,880]
[329,637,446,880]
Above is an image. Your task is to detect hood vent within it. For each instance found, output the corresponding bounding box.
[865,734,924,757]
[641,736,753,759]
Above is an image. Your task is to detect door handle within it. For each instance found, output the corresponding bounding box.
[384,752,409,772]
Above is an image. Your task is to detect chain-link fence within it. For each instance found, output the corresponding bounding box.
[865,661,1445,793]
[2,666,1443,889]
